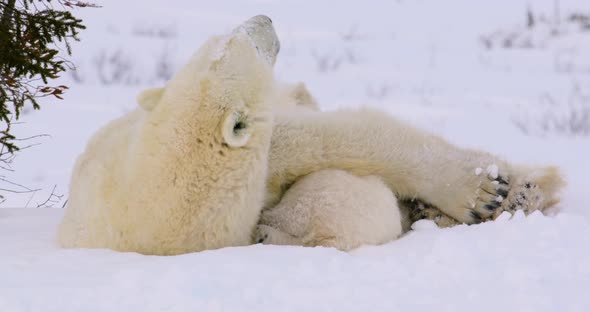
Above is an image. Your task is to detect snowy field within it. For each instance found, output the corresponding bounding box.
[1,0,590,311]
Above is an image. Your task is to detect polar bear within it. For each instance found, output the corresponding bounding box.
[58,15,280,255]
[58,15,564,255]
[255,170,402,251]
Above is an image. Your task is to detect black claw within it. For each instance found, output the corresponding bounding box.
[257,234,268,243]
[484,202,500,211]
[417,212,428,220]
[469,211,483,222]
[496,177,509,185]
[497,188,509,197]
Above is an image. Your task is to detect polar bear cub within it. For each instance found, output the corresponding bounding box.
[256,170,402,251]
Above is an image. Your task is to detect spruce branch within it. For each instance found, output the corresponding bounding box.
[0,0,95,153]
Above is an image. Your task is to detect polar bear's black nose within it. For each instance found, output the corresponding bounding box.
[253,15,272,24]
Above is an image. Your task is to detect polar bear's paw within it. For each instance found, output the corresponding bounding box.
[458,165,564,223]
[253,224,301,246]
[446,163,513,224]
[413,166,563,226]
[493,166,565,218]
[407,200,460,228]
[254,225,270,243]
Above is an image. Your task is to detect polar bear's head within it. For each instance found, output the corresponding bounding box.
[128,16,281,252]
[138,15,279,148]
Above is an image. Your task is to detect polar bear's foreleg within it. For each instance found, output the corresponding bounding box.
[268,110,564,225]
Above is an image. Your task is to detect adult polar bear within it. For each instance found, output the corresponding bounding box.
[58,16,563,255]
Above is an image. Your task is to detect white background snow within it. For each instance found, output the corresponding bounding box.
[1,0,590,311]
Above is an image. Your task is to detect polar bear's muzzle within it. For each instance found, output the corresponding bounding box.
[232,15,280,65]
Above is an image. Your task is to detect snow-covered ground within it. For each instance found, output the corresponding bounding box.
[1,0,590,311]
[1,208,589,311]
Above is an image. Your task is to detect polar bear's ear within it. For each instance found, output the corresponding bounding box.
[137,87,164,111]
[221,110,251,148]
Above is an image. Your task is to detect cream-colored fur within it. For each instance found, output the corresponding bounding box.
[256,170,402,251]
[259,97,564,247]
[274,82,319,112]
[137,87,164,111]
[267,109,501,222]
[59,15,565,255]
[265,109,564,225]
[58,16,279,255]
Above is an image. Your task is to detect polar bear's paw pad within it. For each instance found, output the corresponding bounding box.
[512,183,540,208]
[494,181,544,218]
[491,166,564,219]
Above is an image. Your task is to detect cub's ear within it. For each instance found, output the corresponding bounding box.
[137,87,164,111]
[290,82,319,111]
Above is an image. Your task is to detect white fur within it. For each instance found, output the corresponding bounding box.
[266,108,564,224]
[274,82,319,112]
[256,170,402,251]
[58,16,279,255]
[268,109,495,221]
